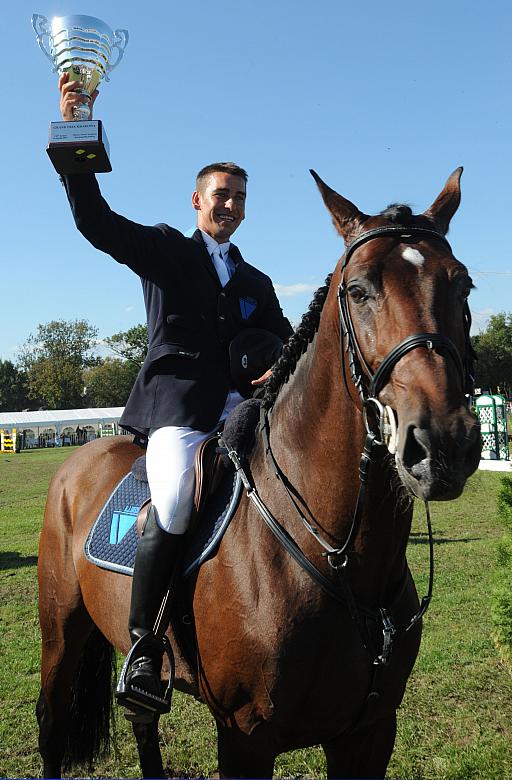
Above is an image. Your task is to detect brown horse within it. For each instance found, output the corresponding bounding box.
[36,168,481,779]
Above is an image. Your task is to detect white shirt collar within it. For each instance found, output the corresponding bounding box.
[199,229,230,258]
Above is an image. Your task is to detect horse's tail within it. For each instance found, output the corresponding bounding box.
[62,626,116,771]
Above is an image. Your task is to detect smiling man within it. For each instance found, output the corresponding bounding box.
[193,165,247,241]
[57,75,292,715]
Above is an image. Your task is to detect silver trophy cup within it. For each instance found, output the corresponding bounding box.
[32,14,129,173]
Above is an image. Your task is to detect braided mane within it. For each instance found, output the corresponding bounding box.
[262,273,333,409]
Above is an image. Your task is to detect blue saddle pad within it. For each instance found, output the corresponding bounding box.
[84,465,242,578]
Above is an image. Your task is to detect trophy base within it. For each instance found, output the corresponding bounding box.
[47,120,112,174]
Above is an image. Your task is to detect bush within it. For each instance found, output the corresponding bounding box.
[492,474,512,665]
[497,475,512,531]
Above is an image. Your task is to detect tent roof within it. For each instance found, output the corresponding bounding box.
[0,408,124,429]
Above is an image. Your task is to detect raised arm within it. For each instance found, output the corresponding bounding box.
[58,74,181,278]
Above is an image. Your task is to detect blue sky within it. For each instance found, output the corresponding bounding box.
[3,0,511,361]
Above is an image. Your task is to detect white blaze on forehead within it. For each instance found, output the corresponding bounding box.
[402,247,425,267]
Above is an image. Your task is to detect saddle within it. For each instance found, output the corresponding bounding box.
[134,433,227,535]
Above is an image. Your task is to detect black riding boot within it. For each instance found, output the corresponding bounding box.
[116,505,185,713]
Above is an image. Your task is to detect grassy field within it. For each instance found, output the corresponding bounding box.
[0,447,511,779]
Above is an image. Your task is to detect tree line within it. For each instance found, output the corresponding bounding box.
[471,312,512,397]
[0,313,511,412]
[0,321,147,411]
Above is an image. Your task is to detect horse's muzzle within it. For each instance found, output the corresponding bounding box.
[395,410,481,501]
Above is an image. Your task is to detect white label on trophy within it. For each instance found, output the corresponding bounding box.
[49,122,100,143]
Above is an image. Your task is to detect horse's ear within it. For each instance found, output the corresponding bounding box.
[423,167,463,235]
[310,170,367,243]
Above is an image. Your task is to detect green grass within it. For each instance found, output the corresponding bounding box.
[0,450,511,778]
[493,476,512,667]
[388,471,512,780]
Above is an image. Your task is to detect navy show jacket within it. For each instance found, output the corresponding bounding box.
[62,174,293,434]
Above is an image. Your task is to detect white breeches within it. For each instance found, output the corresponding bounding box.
[146,390,244,534]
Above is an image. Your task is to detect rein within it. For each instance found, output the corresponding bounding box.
[224,225,471,667]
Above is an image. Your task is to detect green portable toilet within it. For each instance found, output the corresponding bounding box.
[475,394,510,460]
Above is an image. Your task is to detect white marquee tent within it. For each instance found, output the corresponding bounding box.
[0,407,124,435]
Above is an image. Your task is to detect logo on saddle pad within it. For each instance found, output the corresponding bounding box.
[109,504,139,545]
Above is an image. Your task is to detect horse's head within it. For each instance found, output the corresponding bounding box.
[312,168,481,501]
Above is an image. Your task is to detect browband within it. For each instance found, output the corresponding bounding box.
[343,226,452,270]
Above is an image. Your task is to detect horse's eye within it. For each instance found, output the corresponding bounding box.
[456,279,472,300]
[348,285,368,304]
[463,282,473,299]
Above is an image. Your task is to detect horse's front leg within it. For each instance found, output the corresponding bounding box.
[131,717,166,779]
[322,713,397,780]
[217,723,276,779]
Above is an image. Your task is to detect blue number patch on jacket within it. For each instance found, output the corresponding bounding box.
[239,296,257,320]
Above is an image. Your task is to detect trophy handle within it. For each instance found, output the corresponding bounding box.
[31,14,57,72]
[105,28,129,80]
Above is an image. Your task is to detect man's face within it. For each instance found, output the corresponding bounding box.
[192,172,246,243]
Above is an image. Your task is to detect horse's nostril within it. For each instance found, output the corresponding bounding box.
[402,425,431,469]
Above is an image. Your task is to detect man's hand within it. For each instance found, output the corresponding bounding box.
[251,369,272,387]
[59,72,99,121]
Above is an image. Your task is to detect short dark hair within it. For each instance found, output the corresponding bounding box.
[196,162,248,191]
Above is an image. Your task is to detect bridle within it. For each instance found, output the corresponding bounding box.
[338,225,475,449]
[223,224,475,668]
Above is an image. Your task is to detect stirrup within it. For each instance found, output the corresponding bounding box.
[116,634,175,717]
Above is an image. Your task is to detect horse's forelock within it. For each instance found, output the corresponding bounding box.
[380,204,413,222]
[379,204,436,230]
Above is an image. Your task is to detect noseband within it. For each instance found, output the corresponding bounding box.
[337,225,475,447]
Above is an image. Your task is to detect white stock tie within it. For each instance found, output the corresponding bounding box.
[211,246,231,287]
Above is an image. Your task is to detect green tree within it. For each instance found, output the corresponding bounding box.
[0,360,31,411]
[83,358,139,407]
[19,319,99,408]
[472,312,512,395]
[104,323,148,366]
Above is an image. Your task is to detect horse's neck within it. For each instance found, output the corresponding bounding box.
[268,296,363,515]
[262,299,411,601]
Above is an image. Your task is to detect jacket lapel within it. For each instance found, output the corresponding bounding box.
[190,233,258,320]
[191,229,221,286]
[227,246,260,320]
[227,242,245,277]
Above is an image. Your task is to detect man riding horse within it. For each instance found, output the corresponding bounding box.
[58,73,292,714]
